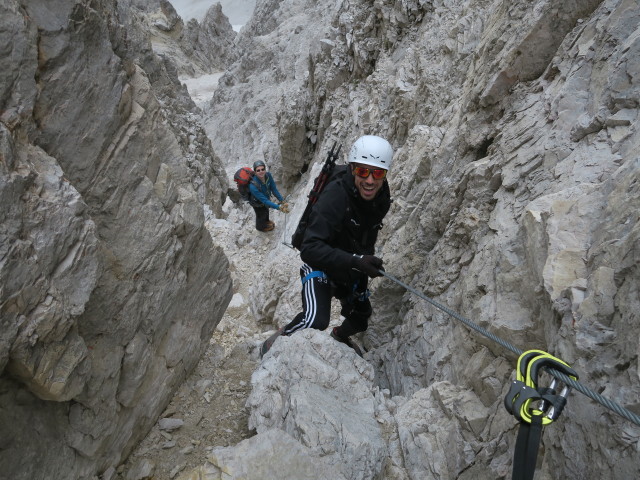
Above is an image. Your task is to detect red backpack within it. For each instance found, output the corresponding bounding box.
[233,167,256,202]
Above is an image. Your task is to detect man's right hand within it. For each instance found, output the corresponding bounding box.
[351,255,384,278]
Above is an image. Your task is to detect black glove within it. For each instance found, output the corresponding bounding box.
[351,255,384,278]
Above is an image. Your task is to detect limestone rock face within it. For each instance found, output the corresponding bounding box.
[0,1,231,479]
[184,429,349,480]
[205,0,341,186]
[205,0,640,479]
[3,0,640,478]
[247,330,387,480]
[129,0,238,77]
[180,4,238,73]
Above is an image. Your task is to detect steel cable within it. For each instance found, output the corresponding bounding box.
[379,270,640,427]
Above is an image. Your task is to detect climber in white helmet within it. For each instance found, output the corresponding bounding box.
[261,135,393,357]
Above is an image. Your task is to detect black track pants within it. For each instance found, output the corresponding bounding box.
[284,264,372,338]
[253,205,270,230]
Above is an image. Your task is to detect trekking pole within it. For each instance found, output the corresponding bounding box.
[281,195,294,249]
[282,210,293,248]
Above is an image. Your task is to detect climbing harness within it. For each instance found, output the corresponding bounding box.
[355,288,371,302]
[503,350,578,480]
[348,283,371,303]
[301,270,327,285]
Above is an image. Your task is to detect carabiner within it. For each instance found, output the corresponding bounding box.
[546,386,571,420]
[537,378,558,413]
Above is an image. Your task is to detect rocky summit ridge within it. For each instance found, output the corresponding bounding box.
[1,1,639,480]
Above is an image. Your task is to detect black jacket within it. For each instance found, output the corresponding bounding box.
[300,166,391,286]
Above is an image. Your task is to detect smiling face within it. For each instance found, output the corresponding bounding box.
[352,163,386,201]
[254,165,266,180]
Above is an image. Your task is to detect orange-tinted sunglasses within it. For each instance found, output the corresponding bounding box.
[353,165,387,180]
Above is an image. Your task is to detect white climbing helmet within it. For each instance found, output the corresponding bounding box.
[348,135,394,170]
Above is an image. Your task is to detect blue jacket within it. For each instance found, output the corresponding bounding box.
[249,172,284,209]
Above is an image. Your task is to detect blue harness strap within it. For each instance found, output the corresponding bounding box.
[350,282,370,302]
[356,289,371,301]
[301,270,327,285]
